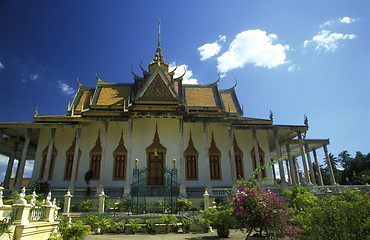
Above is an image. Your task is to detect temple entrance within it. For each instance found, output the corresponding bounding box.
[147,151,164,185]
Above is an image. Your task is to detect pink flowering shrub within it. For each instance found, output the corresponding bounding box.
[231,181,299,239]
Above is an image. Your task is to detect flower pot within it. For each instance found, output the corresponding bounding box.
[217,229,230,238]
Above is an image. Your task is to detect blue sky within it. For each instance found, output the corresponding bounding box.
[0,1,369,179]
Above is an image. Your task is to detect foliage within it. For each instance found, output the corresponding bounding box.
[177,198,193,212]
[181,218,193,230]
[158,200,167,213]
[144,202,153,213]
[111,222,125,233]
[202,206,235,230]
[116,198,133,212]
[79,199,92,212]
[31,180,50,195]
[232,181,298,239]
[293,189,370,240]
[62,220,91,240]
[128,218,142,234]
[97,217,112,233]
[83,214,100,229]
[0,217,12,236]
[160,214,177,232]
[145,219,156,233]
[3,193,20,205]
[84,171,93,196]
[283,185,317,212]
[338,151,370,185]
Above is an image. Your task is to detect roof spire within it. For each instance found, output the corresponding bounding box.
[150,18,166,66]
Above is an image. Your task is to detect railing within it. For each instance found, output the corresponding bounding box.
[212,188,232,196]
[29,206,44,221]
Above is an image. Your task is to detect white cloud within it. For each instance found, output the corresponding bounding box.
[30,73,40,81]
[288,65,300,72]
[20,71,42,83]
[217,29,288,74]
[58,80,75,95]
[197,35,227,61]
[0,62,4,69]
[340,17,357,24]
[320,17,358,28]
[24,160,34,178]
[304,30,356,52]
[169,63,198,84]
[198,42,221,61]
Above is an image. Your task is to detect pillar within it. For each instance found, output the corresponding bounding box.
[124,119,133,196]
[203,190,210,210]
[304,144,316,185]
[69,127,82,193]
[313,149,324,186]
[179,119,187,196]
[98,189,106,214]
[297,131,312,185]
[3,141,18,188]
[323,144,337,185]
[286,143,297,185]
[13,128,32,193]
[203,122,212,193]
[271,159,276,181]
[63,190,73,214]
[228,128,237,184]
[43,128,56,181]
[97,121,108,195]
[285,158,292,185]
[274,129,287,186]
[252,129,261,178]
[293,157,301,184]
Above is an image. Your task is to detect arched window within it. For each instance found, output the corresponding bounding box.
[184,132,198,180]
[233,137,244,179]
[209,132,221,180]
[40,143,57,180]
[113,134,127,180]
[64,136,81,180]
[89,133,102,180]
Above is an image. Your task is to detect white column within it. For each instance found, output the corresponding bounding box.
[203,122,212,193]
[286,143,297,185]
[4,141,18,188]
[297,132,312,185]
[285,159,292,185]
[43,128,56,181]
[69,127,82,193]
[228,127,237,184]
[274,129,287,186]
[323,144,337,185]
[252,129,261,178]
[124,119,133,196]
[97,122,108,194]
[179,119,187,196]
[13,128,32,193]
[294,157,300,184]
[305,144,316,185]
[313,149,324,186]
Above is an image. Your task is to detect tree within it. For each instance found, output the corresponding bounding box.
[324,153,339,171]
[338,151,370,185]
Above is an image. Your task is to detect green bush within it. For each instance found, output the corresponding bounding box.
[145,219,156,233]
[79,199,92,212]
[177,198,193,212]
[128,218,141,234]
[202,206,235,230]
[160,215,177,232]
[31,180,50,195]
[83,214,99,230]
[63,220,91,240]
[97,217,112,234]
[294,190,370,240]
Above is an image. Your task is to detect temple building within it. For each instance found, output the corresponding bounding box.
[0,29,337,199]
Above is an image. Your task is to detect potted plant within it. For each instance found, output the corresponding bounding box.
[160,215,177,233]
[112,222,125,234]
[145,219,156,234]
[97,217,112,234]
[203,206,235,238]
[128,218,141,234]
[181,218,193,233]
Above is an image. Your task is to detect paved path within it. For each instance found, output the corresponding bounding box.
[86,230,250,239]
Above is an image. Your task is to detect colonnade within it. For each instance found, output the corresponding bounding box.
[0,123,338,197]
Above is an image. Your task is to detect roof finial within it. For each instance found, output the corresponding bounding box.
[158,18,161,48]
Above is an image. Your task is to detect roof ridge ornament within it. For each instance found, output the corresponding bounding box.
[76,75,82,86]
[150,19,166,66]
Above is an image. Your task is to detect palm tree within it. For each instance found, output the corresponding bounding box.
[324,153,339,171]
